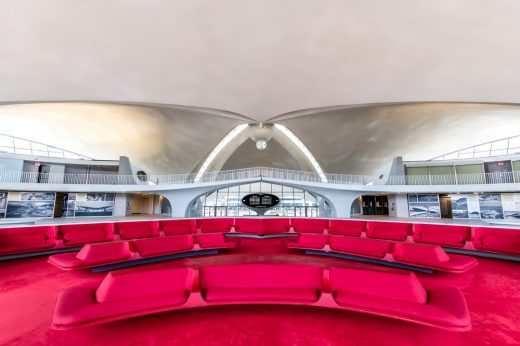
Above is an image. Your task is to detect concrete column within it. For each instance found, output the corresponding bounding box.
[160,186,220,218]
[307,187,361,218]
[113,193,128,217]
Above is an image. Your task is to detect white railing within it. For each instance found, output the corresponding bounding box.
[0,133,92,160]
[431,135,520,161]
[0,167,519,187]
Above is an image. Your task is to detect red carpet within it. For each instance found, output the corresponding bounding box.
[1,239,519,345]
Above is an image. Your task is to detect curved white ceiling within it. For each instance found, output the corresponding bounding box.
[1,1,520,120]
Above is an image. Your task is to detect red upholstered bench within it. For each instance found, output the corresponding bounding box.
[290,218,329,234]
[159,219,197,235]
[262,218,291,234]
[472,227,520,255]
[0,226,56,255]
[199,264,323,302]
[198,218,234,233]
[329,267,471,331]
[195,233,238,249]
[115,221,159,240]
[329,236,393,259]
[287,233,328,250]
[57,223,115,246]
[234,218,263,234]
[234,218,290,235]
[413,224,471,248]
[48,241,133,270]
[366,222,411,241]
[329,220,366,237]
[52,267,194,330]
[392,243,478,273]
[52,264,471,331]
[131,235,194,257]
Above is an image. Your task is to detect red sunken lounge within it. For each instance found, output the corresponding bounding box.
[1,218,520,346]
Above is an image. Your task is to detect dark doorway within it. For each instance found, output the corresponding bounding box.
[37,164,51,183]
[439,194,452,218]
[361,195,389,215]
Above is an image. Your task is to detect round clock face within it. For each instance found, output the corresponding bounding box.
[242,193,280,208]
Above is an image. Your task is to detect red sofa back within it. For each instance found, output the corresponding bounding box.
[262,218,290,234]
[291,218,328,234]
[366,222,411,241]
[0,226,56,254]
[472,227,520,255]
[131,235,194,257]
[412,224,471,248]
[197,218,234,233]
[329,236,393,259]
[75,241,132,262]
[115,221,159,240]
[159,219,197,235]
[392,243,451,265]
[234,218,263,234]
[57,223,115,246]
[199,264,323,302]
[329,220,366,237]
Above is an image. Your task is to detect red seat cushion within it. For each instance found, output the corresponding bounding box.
[287,233,328,250]
[472,227,520,255]
[115,221,159,240]
[159,219,197,235]
[199,264,322,302]
[392,243,450,266]
[366,222,411,241]
[290,218,329,234]
[330,267,427,304]
[329,220,366,237]
[58,223,114,246]
[198,218,234,233]
[95,267,193,303]
[0,226,56,254]
[195,233,238,249]
[413,224,471,247]
[329,236,393,258]
[131,236,194,257]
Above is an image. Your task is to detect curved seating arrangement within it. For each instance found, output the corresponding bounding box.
[289,234,478,273]
[51,263,471,331]
[48,234,238,270]
[1,218,519,262]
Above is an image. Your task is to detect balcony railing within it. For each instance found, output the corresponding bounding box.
[0,167,519,187]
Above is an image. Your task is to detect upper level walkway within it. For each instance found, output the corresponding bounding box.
[0,167,518,195]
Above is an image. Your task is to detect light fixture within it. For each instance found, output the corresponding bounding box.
[256,140,267,150]
[274,124,328,183]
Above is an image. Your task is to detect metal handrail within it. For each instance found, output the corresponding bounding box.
[0,167,519,186]
[0,133,93,160]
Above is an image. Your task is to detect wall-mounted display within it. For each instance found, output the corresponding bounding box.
[0,191,7,210]
[501,193,520,219]
[450,194,480,219]
[86,193,115,202]
[74,201,114,216]
[478,193,503,219]
[5,191,55,218]
[408,194,441,218]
